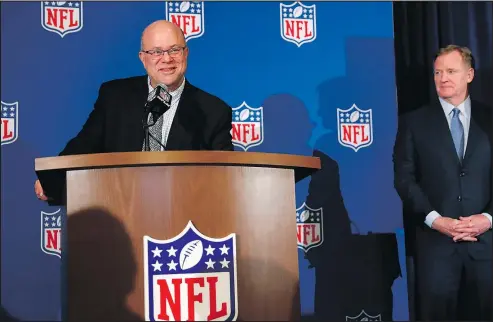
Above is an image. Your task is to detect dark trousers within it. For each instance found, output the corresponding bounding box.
[416,243,492,321]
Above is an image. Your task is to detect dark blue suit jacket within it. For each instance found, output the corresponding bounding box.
[393,98,492,260]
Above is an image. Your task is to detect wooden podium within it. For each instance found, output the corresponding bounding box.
[35,151,320,321]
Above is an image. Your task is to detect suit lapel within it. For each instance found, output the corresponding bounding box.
[129,76,149,151]
[463,103,485,162]
[165,81,203,150]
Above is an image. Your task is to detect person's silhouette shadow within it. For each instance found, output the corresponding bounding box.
[260,93,353,320]
[0,306,19,321]
[63,208,141,321]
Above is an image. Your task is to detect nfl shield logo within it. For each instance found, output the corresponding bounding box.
[1,101,19,146]
[296,203,323,252]
[280,2,317,47]
[41,1,83,38]
[143,221,238,321]
[166,1,205,41]
[337,104,373,152]
[41,209,62,258]
[346,309,382,321]
[231,102,264,151]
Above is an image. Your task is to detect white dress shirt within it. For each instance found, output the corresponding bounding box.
[147,77,185,150]
[424,96,492,228]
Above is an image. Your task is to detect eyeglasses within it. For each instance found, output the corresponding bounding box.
[141,46,186,58]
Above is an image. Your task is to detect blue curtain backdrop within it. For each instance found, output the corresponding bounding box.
[1,1,408,320]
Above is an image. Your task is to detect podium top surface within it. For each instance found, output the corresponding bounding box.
[35,151,320,181]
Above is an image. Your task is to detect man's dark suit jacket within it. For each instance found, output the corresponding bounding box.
[40,75,233,204]
[393,98,492,260]
[59,75,234,155]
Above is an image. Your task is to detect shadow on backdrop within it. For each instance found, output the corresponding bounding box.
[64,208,140,321]
[1,138,63,321]
[310,37,403,321]
[261,93,354,320]
[0,306,19,321]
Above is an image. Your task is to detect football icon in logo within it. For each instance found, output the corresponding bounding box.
[293,6,303,18]
[239,109,250,121]
[299,210,310,222]
[350,110,360,122]
[180,1,191,12]
[179,239,204,270]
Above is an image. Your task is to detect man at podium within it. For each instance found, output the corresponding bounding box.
[35,19,234,201]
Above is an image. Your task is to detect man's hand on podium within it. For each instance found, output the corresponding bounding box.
[34,179,48,201]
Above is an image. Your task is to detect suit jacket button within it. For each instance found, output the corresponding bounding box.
[457,196,462,201]
[460,172,465,177]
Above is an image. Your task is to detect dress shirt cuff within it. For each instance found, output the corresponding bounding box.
[481,213,492,229]
[424,211,441,228]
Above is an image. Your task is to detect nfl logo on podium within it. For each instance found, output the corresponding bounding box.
[41,1,83,38]
[1,101,18,146]
[143,221,238,321]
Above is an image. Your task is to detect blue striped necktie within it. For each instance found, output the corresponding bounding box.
[450,108,464,161]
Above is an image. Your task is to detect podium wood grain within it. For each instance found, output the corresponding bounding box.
[35,151,319,321]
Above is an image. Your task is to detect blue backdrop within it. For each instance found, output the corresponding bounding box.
[1,1,408,320]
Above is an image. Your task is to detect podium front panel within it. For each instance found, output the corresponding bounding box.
[64,165,301,321]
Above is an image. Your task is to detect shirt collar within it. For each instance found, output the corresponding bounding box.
[147,76,186,102]
[439,96,471,119]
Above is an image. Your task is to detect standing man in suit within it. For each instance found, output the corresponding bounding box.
[393,45,492,321]
[35,20,233,200]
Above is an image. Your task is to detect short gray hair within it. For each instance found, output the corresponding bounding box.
[434,45,475,69]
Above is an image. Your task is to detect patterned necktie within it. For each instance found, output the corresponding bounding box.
[450,108,464,161]
[143,113,164,151]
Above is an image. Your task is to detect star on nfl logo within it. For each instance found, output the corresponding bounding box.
[41,1,83,38]
[337,104,373,152]
[280,2,317,47]
[296,202,323,252]
[143,221,238,321]
[1,101,18,146]
[166,1,205,41]
[41,209,62,258]
[231,101,264,151]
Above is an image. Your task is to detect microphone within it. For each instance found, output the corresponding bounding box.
[143,84,172,151]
